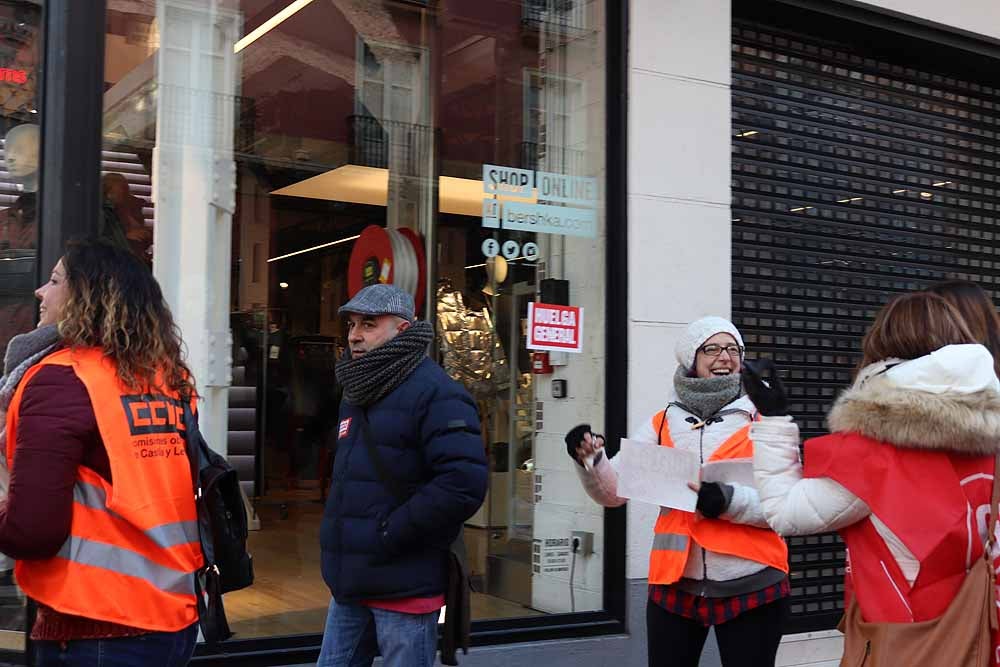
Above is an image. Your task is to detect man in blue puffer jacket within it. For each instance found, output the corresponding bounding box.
[318,283,488,667]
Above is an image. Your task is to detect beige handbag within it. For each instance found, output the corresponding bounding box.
[839,456,1000,667]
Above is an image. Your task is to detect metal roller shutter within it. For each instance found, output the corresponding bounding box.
[731,12,1000,632]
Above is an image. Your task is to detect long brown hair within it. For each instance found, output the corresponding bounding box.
[58,238,196,399]
[860,292,977,370]
[927,280,1000,378]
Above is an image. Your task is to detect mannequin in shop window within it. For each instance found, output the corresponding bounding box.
[285,337,341,496]
[3,122,38,200]
[0,122,39,356]
[0,123,39,243]
[101,172,151,265]
[263,312,292,484]
[97,173,138,259]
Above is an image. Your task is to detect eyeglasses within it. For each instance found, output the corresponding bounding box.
[698,344,745,358]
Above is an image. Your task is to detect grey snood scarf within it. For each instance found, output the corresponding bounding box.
[336,320,435,407]
[672,365,743,419]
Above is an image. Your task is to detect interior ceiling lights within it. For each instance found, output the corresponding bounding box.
[267,234,361,263]
[270,166,537,217]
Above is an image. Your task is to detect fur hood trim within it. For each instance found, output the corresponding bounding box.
[827,346,1000,455]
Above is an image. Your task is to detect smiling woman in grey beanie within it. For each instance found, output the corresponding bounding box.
[565,316,790,667]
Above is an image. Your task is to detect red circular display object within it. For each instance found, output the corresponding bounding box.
[347,225,394,298]
[397,227,426,313]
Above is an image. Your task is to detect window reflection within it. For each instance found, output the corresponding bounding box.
[103,0,608,641]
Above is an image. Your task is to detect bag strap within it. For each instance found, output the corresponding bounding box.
[985,455,1000,635]
[989,454,1000,550]
[181,405,216,566]
[182,406,202,500]
[357,411,409,504]
[180,404,233,646]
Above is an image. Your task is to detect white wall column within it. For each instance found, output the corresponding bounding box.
[626,0,733,578]
[152,0,240,454]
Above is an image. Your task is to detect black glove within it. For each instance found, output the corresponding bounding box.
[565,424,603,467]
[696,482,733,519]
[742,359,788,416]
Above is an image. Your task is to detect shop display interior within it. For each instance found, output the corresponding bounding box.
[97,0,605,640]
[96,109,545,642]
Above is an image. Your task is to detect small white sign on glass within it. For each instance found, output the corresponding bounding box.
[615,439,700,511]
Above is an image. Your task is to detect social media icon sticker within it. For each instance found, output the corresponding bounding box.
[482,238,500,258]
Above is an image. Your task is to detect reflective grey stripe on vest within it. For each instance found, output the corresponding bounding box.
[73,482,199,548]
[653,509,688,550]
[651,533,688,552]
[73,480,110,513]
[57,536,195,596]
[145,521,200,549]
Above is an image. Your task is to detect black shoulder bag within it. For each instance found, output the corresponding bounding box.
[356,412,471,666]
[182,406,255,645]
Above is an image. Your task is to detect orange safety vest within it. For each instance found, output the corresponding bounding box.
[5,348,202,632]
[647,408,789,585]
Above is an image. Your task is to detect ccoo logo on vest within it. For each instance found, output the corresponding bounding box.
[120,394,187,436]
[120,395,189,461]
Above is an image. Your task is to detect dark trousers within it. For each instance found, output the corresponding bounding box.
[33,622,198,667]
[646,597,789,667]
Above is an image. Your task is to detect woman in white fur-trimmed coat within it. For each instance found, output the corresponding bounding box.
[567,316,790,667]
[747,291,1000,664]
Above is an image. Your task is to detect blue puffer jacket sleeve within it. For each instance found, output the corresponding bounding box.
[380,378,488,556]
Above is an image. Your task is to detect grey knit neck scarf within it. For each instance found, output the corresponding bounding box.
[0,324,61,459]
[2,325,60,410]
[336,320,435,407]
[672,365,743,419]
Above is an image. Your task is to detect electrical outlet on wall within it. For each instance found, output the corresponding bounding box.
[571,530,594,556]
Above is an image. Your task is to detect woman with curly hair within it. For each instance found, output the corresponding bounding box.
[2,238,202,666]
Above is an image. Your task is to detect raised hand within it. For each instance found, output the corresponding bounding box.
[565,424,605,467]
[742,359,789,417]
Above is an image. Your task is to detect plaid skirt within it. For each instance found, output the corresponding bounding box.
[648,578,790,626]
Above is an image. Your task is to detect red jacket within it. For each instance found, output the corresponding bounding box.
[805,433,994,623]
[752,347,1000,665]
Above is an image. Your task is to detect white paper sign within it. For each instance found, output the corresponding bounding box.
[700,459,755,487]
[616,439,700,511]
